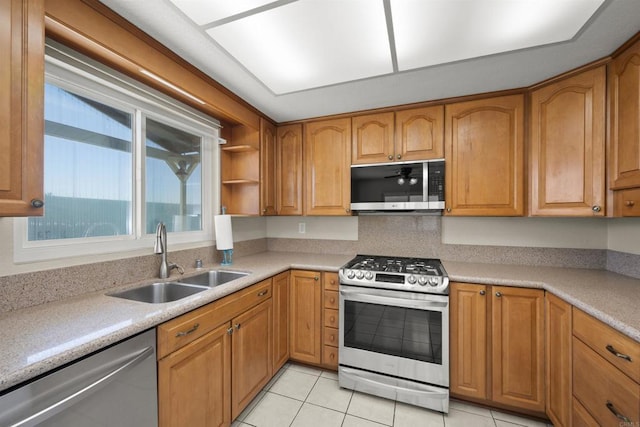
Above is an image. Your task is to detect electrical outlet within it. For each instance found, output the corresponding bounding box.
[298,222,306,234]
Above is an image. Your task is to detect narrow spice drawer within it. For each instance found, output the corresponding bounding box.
[323,345,338,368]
[573,337,639,426]
[573,308,639,382]
[324,309,339,328]
[324,291,338,309]
[324,326,338,347]
[157,279,272,359]
[324,272,339,291]
[618,188,640,216]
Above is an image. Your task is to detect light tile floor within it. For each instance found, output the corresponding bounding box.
[232,363,554,427]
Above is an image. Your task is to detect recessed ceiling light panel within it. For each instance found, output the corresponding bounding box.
[170,0,276,25]
[390,0,605,71]
[206,0,393,94]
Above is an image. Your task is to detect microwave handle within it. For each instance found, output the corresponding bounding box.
[340,289,447,310]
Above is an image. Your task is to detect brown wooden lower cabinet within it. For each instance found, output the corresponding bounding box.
[450,282,545,415]
[545,293,572,427]
[290,270,322,364]
[322,272,340,369]
[272,271,290,372]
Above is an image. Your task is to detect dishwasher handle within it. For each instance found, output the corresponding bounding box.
[9,346,154,427]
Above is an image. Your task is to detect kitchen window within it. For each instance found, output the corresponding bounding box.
[14,43,220,262]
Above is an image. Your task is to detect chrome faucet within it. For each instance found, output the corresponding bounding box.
[154,222,184,279]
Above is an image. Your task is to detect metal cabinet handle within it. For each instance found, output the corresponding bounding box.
[446,208,451,213]
[479,290,486,295]
[176,323,200,337]
[257,289,268,297]
[262,208,267,213]
[397,154,402,160]
[388,155,393,160]
[495,291,502,297]
[592,205,602,212]
[314,276,319,281]
[625,200,636,207]
[606,401,631,422]
[227,327,234,335]
[31,199,44,208]
[235,323,241,330]
[606,344,632,362]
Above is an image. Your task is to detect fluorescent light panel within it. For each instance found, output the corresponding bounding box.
[170,0,276,25]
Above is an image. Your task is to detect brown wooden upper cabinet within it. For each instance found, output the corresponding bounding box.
[304,118,351,215]
[351,106,444,165]
[276,124,303,215]
[0,0,44,217]
[529,66,606,216]
[609,36,640,216]
[444,94,525,216]
[260,118,277,216]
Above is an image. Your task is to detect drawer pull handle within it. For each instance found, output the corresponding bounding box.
[257,290,268,297]
[625,200,635,207]
[606,344,632,362]
[176,323,200,337]
[606,401,631,423]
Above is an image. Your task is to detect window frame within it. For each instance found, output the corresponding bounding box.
[13,44,221,263]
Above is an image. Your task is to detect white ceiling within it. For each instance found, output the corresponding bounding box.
[99,0,640,123]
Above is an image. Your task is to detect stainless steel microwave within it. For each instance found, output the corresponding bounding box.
[350,159,445,212]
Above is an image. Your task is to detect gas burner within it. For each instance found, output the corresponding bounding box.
[339,254,449,294]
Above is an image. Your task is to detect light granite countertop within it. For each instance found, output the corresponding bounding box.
[0,251,638,394]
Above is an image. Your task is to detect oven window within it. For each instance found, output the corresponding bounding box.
[343,301,442,364]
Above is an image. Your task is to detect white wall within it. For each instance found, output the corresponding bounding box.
[607,218,640,255]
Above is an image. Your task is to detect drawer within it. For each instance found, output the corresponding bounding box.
[618,188,640,216]
[573,308,640,382]
[324,290,338,309]
[158,279,272,358]
[324,326,338,347]
[324,272,339,291]
[322,345,338,368]
[324,308,339,328]
[572,397,599,427]
[573,337,639,426]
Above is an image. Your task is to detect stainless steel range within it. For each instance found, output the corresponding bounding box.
[338,254,450,413]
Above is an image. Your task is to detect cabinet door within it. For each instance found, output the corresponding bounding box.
[445,95,524,216]
[0,0,44,216]
[304,118,351,215]
[260,118,277,216]
[158,322,231,427]
[272,271,290,372]
[609,37,640,191]
[231,299,273,420]
[395,105,444,161]
[491,286,545,412]
[449,282,488,400]
[545,293,572,427]
[530,67,606,216]
[289,270,322,364]
[276,124,303,215]
[352,112,395,164]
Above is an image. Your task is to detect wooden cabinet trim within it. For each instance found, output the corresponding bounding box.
[545,292,572,427]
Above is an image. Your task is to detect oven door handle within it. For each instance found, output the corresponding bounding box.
[340,289,447,310]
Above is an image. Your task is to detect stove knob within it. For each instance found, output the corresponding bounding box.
[428,278,440,287]
[407,275,417,284]
[364,271,374,280]
[356,270,365,280]
[418,276,428,286]
[346,269,355,280]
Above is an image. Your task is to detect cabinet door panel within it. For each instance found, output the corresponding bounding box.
[610,38,640,190]
[158,323,231,427]
[545,293,572,427]
[290,270,322,364]
[445,95,524,216]
[395,106,444,161]
[352,112,394,164]
[272,271,290,372]
[232,299,272,419]
[491,286,544,412]
[450,282,488,400]
[0,0,44,216]
[276,124,303,215]
[530,67,605,216]
[304,118,351,215]
[260,118,277,215]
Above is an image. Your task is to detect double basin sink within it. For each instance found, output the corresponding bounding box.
[108,270,249,304]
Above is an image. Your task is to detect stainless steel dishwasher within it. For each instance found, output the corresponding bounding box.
[0,329,158,427]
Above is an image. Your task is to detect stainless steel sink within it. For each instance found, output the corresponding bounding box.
[179,270,249,287]
[108,282,208,304]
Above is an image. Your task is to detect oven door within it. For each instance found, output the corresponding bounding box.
[339,285,449,388]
